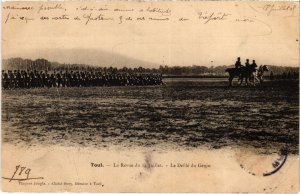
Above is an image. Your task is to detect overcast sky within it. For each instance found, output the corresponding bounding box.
[2,1,299,67]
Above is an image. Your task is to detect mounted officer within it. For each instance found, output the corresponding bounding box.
[235,57,243,69]
[251,60,257,71]
[245,59,250,68]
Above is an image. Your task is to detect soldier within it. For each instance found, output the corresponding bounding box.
[75,72,80,87]
[50,72,56,87]
[15,70,22,88]
[251,60,257,71]
[18,71,24,88]
[235,57,242,69]
[67,71,73,87]
[28,71,34,88]
[41,71,46,87]
[36,71,42,87]
[56,71,62,87]
[2,70,9,89]
[245,59,250,68]
[24,70,30,88]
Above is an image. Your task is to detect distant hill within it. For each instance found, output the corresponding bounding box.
[3,48,159,69]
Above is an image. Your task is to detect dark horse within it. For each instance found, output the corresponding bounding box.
[225,65,269,86]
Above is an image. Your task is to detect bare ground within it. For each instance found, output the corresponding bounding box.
[2,79,299,154]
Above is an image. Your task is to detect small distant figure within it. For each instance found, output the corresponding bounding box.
[235,57,242,69]
[270,71,274,80]
[249,60,258,84]
[245,59,250,68]
[282,72,287,79]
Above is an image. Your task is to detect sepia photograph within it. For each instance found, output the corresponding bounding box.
[1,1,299,192]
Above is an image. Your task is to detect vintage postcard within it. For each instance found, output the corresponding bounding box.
[1,0,299,192]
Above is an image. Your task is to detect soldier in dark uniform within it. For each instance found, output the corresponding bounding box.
[24,70,29,88]
[36,71,42,87]
[15,70,21,88]
[67,71,73,87]
[19,71,25,88]
[8,71,13,88]
[2,70,9,89]
[50,72,55,87]
[62,72,67,87]
[245,59,250,68]
[75,72,80,87]
[41,71,47,87]
[235,57,242,69]
[251,60,257,71]
[56,71,62,87]
[28,71,34,88]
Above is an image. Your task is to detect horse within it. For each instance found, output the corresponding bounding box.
[225,65,269,86]
[256,65,269,84]
[243,65,269,86]
[239,65,257,86]
[225,66,246,86]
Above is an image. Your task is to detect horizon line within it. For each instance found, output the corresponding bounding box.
[2,57,299,68]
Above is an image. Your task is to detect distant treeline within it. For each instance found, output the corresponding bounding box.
[2,57,299,77]
[2,58,161,73]
[158,65,299,77]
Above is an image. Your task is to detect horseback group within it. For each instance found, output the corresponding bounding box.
[226,57,269,86]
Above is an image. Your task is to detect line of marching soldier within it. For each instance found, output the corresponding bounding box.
[2,70,163,89]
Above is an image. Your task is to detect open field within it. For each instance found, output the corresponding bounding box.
[2,78,299,154]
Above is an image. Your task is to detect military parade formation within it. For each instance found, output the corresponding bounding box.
[2,70,163,89]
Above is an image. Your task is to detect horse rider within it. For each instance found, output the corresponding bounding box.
[245,59,250,68]
[251,60,257,71]
[235,57,243,69]
[250,60,259,84]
